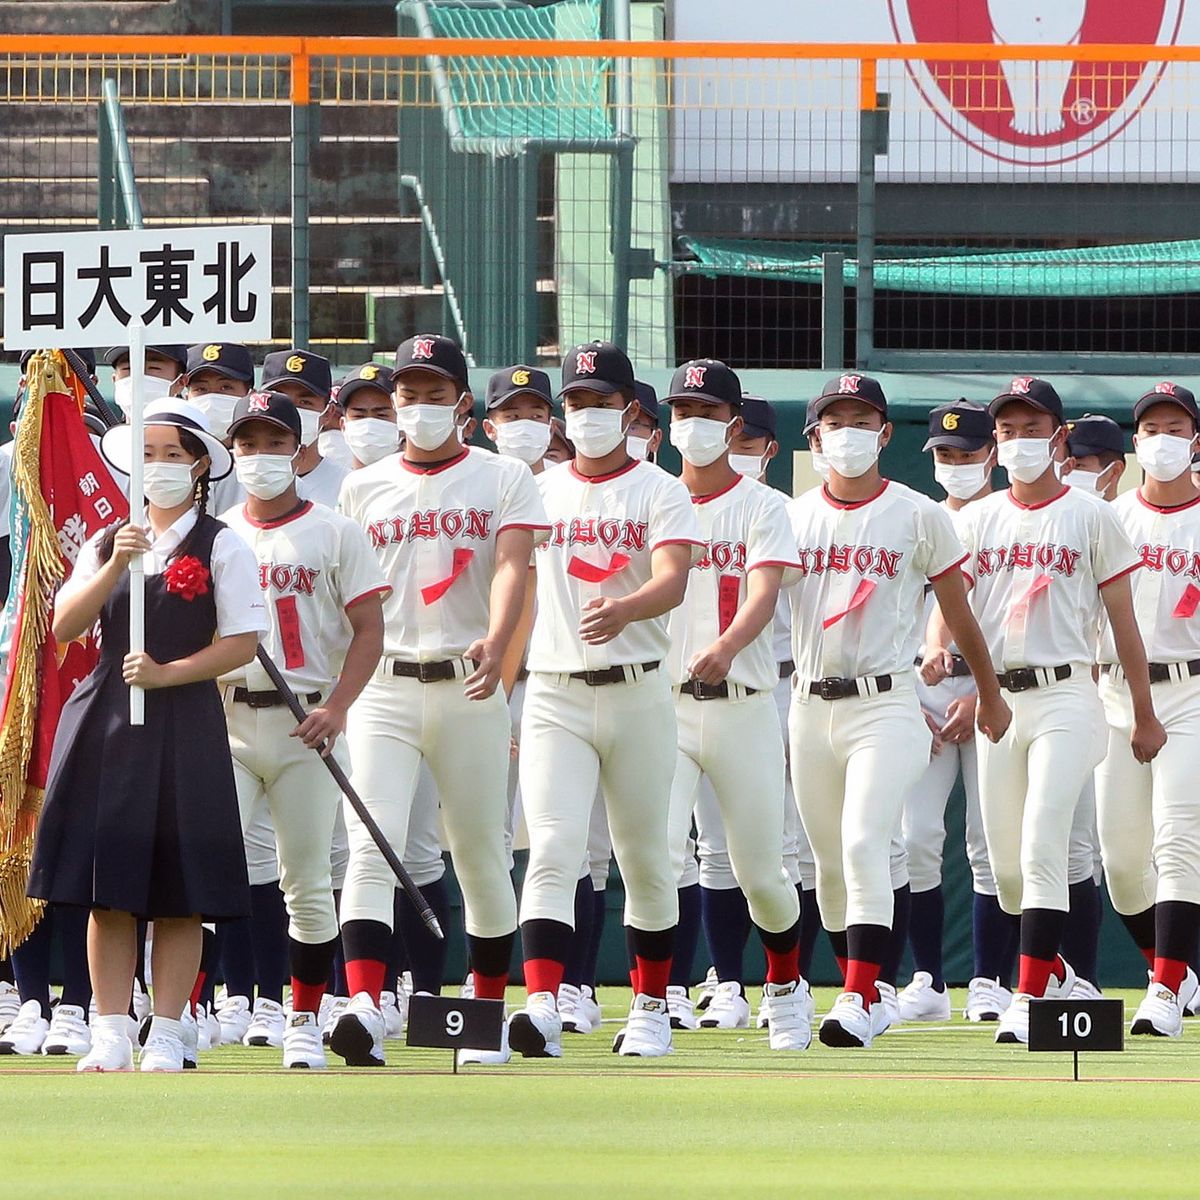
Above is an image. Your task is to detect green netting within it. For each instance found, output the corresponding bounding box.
[418,0,614,143]
[678,236,1200,298]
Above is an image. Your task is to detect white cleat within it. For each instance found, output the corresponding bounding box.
[77,1025,134,1072]
[43,1003,91,1056]
[1179,967,1199,1016]
[1046,957,1077,1000]
[577,985,602,1031]
[995,993,1031,1044]
[694,966,719,1013]
[328,992,386,1067]
[756,994,772,1030]
[140,1032,186,1072]
[666,985,698,1031]
[0,1000,49,1055]
[380,991,404,1040]
[897,971,952,1022]
[965,977,1012,1022]
[459,974,476,1000]
[764,980,812,1051]
[617,994,673,1058]
[507,991,562,1059]
[321,995,349,1047]
[874,982,899,1037]
[1131,982,1184,1038]
[1068,977,1103,1001]
[180,1009,199,1069]
[196,1003,221,1052]
[697,980,750,1029]
[283,1011,328,1068]
[557,983,589,1034]
[818,992,874,1048]
[457,1016,512,1066]
[216,994,252,1045]
[0,981,20,1034]
[243,997,286,1048]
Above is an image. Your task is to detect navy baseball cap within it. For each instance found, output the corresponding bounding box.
[394,334,469,391]
[924,399,994,452]
[184,342,254,385]
[262,349,333,399]
[559,341,635,398]
[664,359,743,408]
[811,373,888,421]
[104,344,188,372]
[227,391,303,442]
[335,362,396,409]
[988,376,1064,424]
[486,365,553,412]
[1133,381,1200,425]
[739,395,777,440]
[634,380,659,421]
[803,398,820,435]
[1067,413,1125,458]
[20,347,95,374]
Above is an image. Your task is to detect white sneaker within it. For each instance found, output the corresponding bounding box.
[395,979,411,1029]
[321,995,349,1047]
[459,974,476,1000]
[617,994,673,1058]
[180,1009,199,1069]
[756,994,772,1030]
[819,992,874,1048]
[898,971,952,1022]
[0,981,20,1034]
[131,979,151,1024]
[875,981,899,1037]
[759,981,816,1030]
[964,976,1012,1022]
[1179,967,1199,1015]
[695,966,719,1012]
[1068,977,1103,1001]
[697,980,750,1029]
[995,993,1031,1044]
[216,994,252,1045]
[764,980,812,1051]
[380,991,404,1040]
[578,985,602,1030]
[140,1032,186,1072]
[243,997,286,1048]
[329,992,386,1066]
[558,983,590,1034]
[666,985,698,1031]
[0,1000,49,1054]
[195,1003,217,1051]
[77,1023,133,1072]
[1131,981,1184,1038]
[507,991,563,1059]
[283,1011,328,1068]
[1046,957,1077,999]
[43,1003,91,1056]
[457,1015,511,1066]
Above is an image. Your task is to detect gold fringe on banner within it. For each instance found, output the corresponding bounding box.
[0,350,74,953]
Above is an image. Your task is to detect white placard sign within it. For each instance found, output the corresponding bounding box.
[3,224,273,349]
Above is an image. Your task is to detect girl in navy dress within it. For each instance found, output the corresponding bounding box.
[28,399,266,1073]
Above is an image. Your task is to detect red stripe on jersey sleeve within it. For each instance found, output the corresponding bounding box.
[1099,561,1144,589]
[928,552,970,583]
[345,585,392,611]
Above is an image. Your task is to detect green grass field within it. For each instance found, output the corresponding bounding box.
[3,987,1198,1198]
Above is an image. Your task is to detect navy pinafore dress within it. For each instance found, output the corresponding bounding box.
[28,514,251,921]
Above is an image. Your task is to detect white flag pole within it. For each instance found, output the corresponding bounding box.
[128,322,146,726]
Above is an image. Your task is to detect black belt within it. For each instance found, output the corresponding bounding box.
[232,687,321,709]
[1102,659,1200,685]
[778,659,795,679]
[516,667,530,683]
[679,679,757,701]
[996,664,1072,693]
[390,658,470,683]
[808,675,894,701]
[915,653,971,678]
[568,660,659,687]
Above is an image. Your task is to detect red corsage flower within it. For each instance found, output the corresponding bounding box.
[163,555,210,601]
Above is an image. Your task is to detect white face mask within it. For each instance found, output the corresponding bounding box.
[114,374,172,419]
[297,407,324,448]
[235,452,296,501]
[811,449,830,481]
[143,461,197,509]
[1136,433,1196,483]
[820,426,883,479]
[997,437,1054,484]
[565,406,628,459]
[316,428,355,471]
[729,452,765,479]
[670,417,732,468]
[1066,466,1110,496]
[934,459,992,501]
[187,392,239,440]
[626,433,652,461]
[344,418,400,467]
[494,419,552,466]
[395,403,458,453]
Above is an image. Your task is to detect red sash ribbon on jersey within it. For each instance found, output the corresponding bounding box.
[421,548,474,605]
[1007,573,1051,627]
[717,575,740,635]
[822,578,876,630]
[567,553,630,584]
[1173,583,1200,619]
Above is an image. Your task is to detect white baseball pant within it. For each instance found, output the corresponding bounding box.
[341,668,517,939]
[242,807,281,888]
[976,670,1107,915]
[668,691,799,935]
[587,793,613,890]
[407,764,447,890]
[789,679,931,931]
[1068,778,1103,887]
[519,667,678,931]
[1096,672,1200,913]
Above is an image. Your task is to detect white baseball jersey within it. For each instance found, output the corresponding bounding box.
[338,446,549,660]
[1098,489,1200,665]
[957,485,1141,671]
[667,475,800,692]
[220,500,389,693]
[528,459,704,673]
[297,455,349,509]
[785,480,966,683]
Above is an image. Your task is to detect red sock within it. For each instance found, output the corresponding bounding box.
[1153,956,1188,996]
[1140,946,1156,968]
[635,956,671,999]
[524,958,564,999]
[345,958,386,1005]
[1016,953,1059,998]
[189,971,206,1018]
[764,943,800,986]
[472,971,508,1002]
[835,955,849,983]
[843,959,880,1005]
[291,978,326,1015]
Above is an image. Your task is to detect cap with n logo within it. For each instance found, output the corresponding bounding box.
[664,359,742,408]
[228,390,304,441]
[558,341,635,398]
[394,334,469,391]
[988,376,1064,424]
[812,373,889,421]
[486,364,554,411]
[1133,381,1200,425]
[262,348,333,399]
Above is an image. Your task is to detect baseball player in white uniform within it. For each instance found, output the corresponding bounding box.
[509,341,703,1060]
[334,334,547,1067]
[219,391,388,1069]
[929,376,1165,1044]
[336,364,401,468]
[787,374,1009,1049]
[662,361,810,1051]
[1096,382,1200,1037]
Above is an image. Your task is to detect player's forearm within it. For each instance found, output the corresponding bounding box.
[713,574,780,661]
[620,561,690,625]
[158,632,260,687]
[499,567,536,696]
[483,556,530,656]
[1111,613,1156,719]
[52,558,121,643]
[931,576,1002,704]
